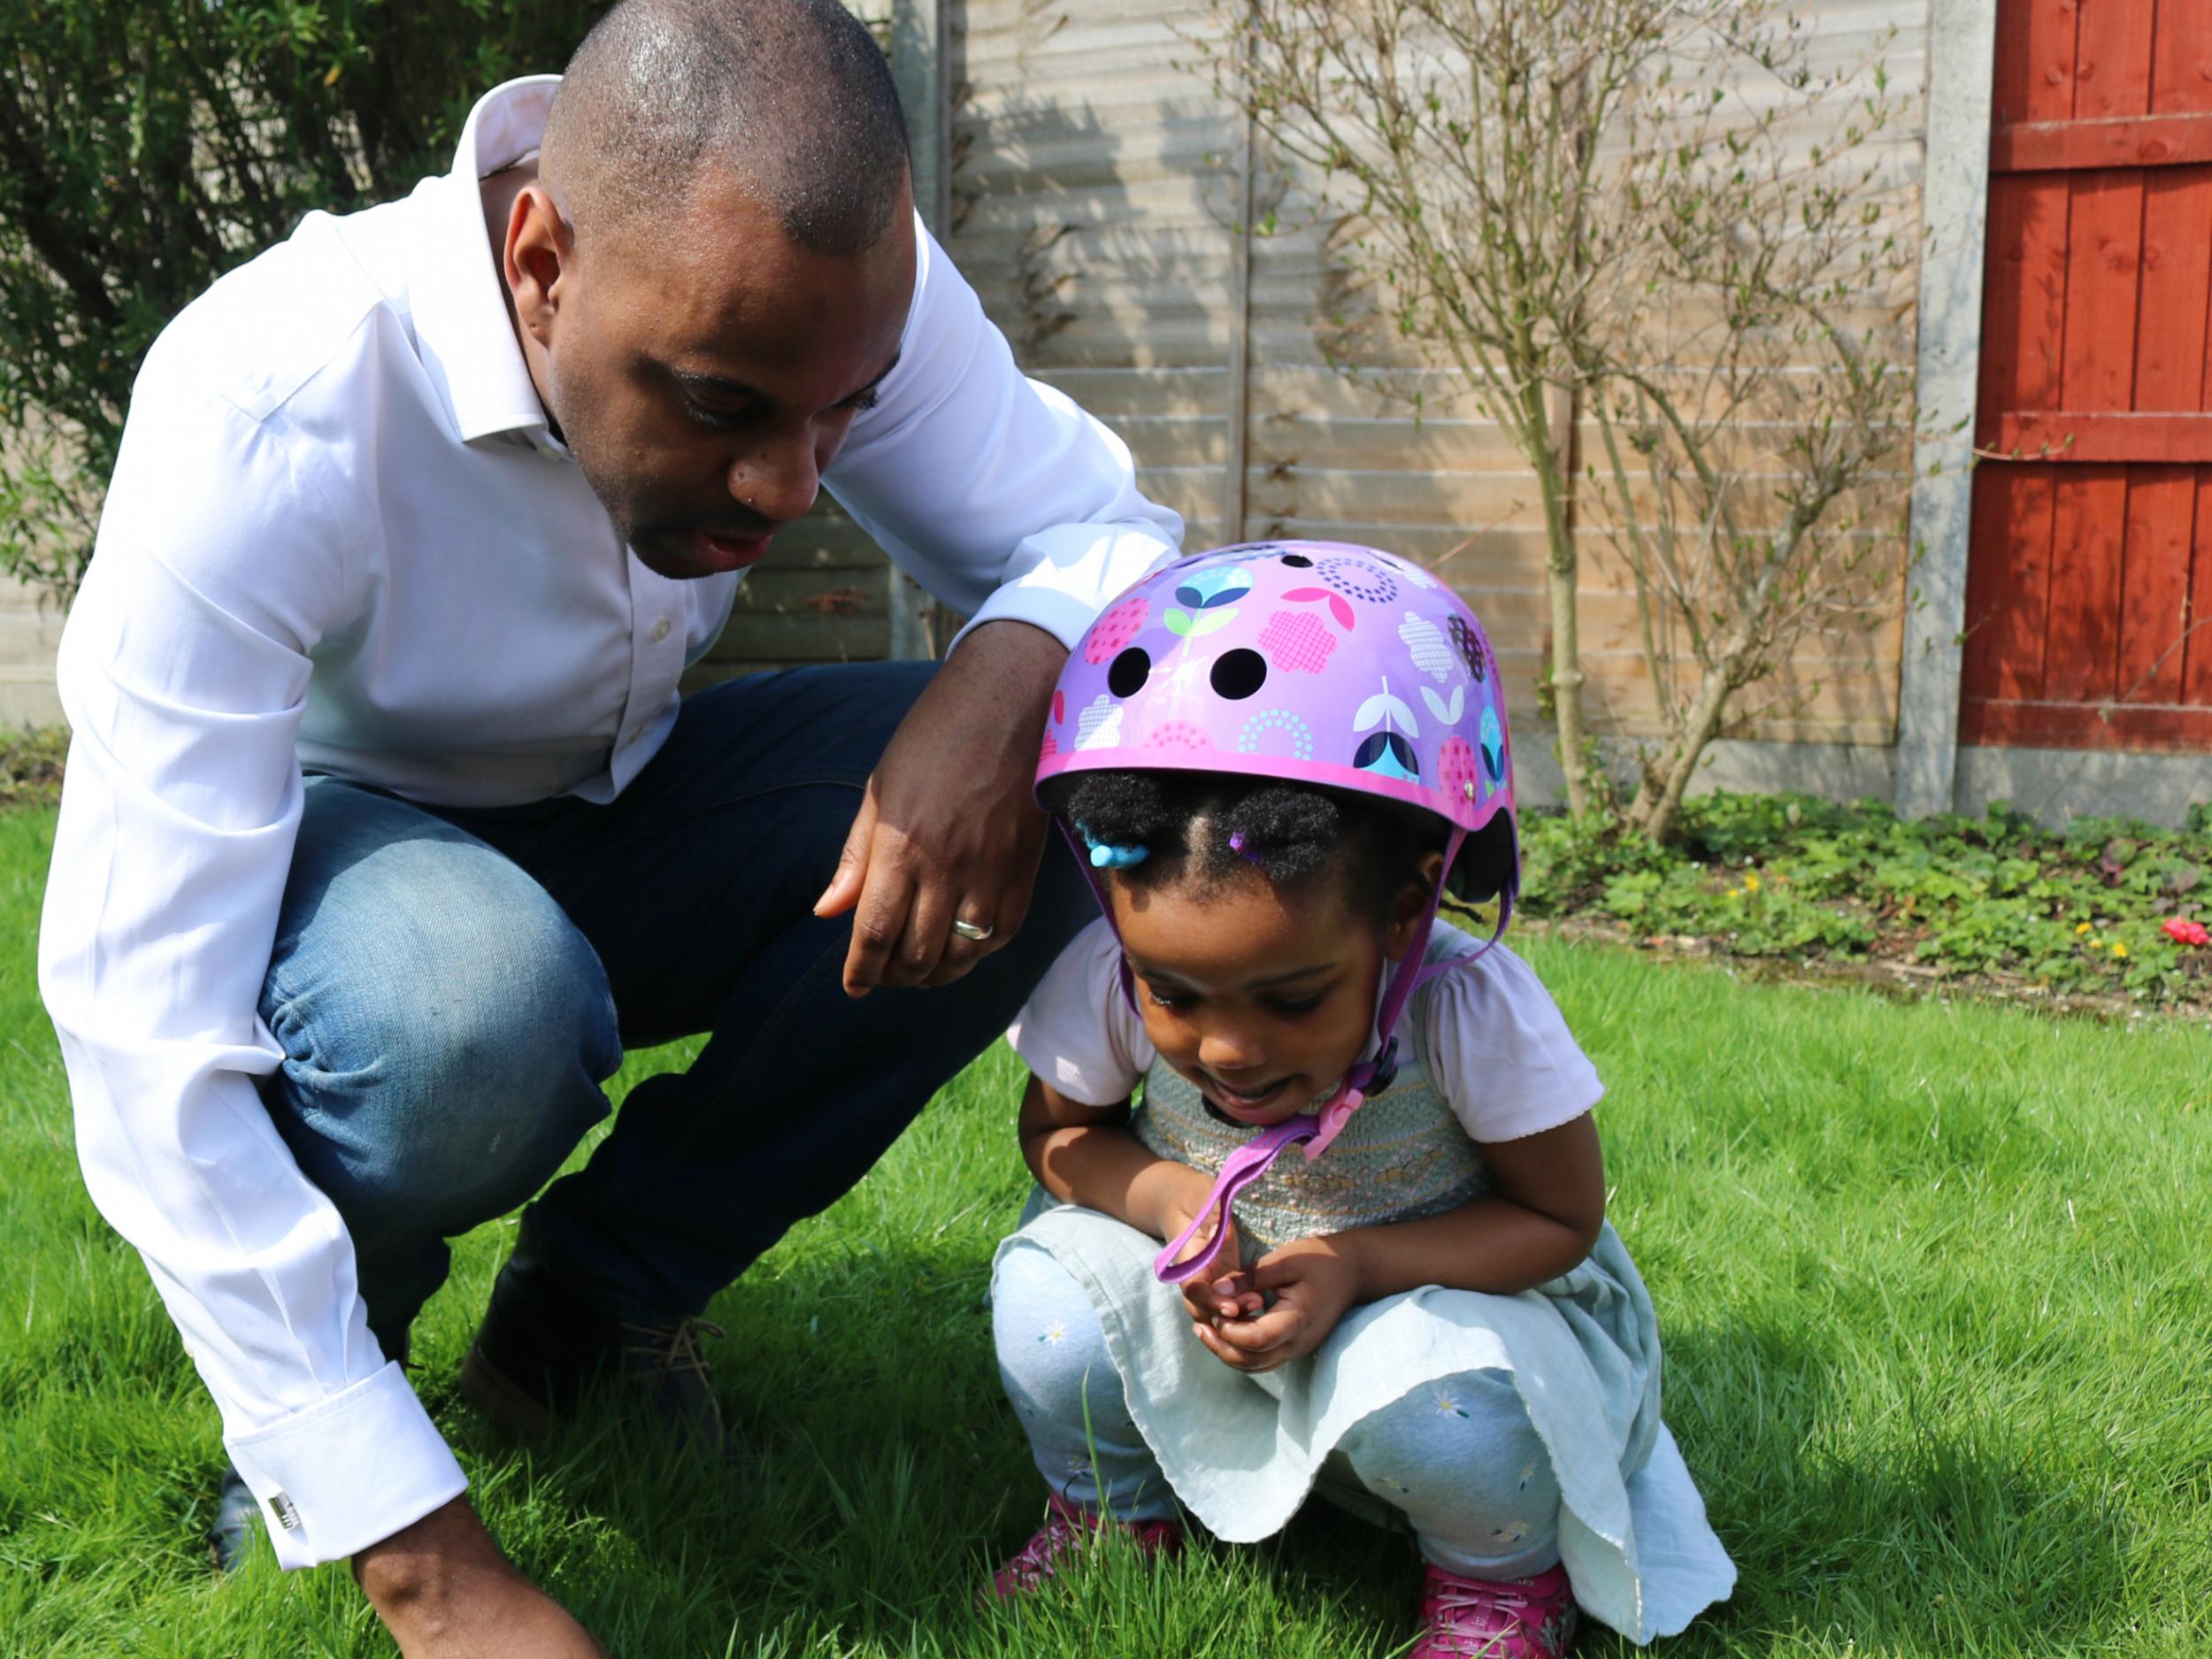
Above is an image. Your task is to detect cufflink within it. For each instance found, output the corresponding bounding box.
[269,1491,303,1532]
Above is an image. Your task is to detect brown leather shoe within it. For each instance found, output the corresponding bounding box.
[458,1256,727,1459]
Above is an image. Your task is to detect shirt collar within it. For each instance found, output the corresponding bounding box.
[409,75,565,447]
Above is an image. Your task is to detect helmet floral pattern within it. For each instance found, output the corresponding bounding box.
[1041,540,1512,856]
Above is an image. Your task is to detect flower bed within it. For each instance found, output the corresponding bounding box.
[1506,792,2212,1014]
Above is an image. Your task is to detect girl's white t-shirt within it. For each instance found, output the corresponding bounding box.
[1007,916,1603,1143]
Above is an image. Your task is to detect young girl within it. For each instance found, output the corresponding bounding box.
[987,543,1735,1655]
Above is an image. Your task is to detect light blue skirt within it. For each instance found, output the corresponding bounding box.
[998,1194,1736,1642]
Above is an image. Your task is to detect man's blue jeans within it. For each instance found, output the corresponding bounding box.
[256,662,1088,1354]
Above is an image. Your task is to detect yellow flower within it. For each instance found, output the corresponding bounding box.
[2112,942,2129,959]
[2075,922,2093,935]
[1744,872,1762,892]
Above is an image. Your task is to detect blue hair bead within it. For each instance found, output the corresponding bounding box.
[1079,824,1149,870]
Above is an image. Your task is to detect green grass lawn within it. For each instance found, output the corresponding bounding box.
[2,801,2208,1657]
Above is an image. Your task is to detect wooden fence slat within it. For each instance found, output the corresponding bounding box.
[1244,467,1545,529]
[1988,175,2074,415]
[1985,410,2212,458]
[1993,0,2034,125]
[2059,170,2144,412]
[2116,465,2195,703]
[1993,110,2212,169]
[1963,698,2212,748]
[2044,465,2130,700]
[1961,466,2003,703]
[2024,0,2083,123]
[2000,0,2026,124]
[2133,169,2212,409]
[2187,473,2212,703]
[1978,175,2035,416]
[2152,0,2212,113]
[1249,419,1531,474]
[2074,0,2158,119]
[1966,465,2056,702]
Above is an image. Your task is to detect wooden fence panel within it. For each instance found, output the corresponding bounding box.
[696,0,1924,757]
[1962,0,2212,751]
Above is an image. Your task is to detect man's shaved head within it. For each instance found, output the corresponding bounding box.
[541,0,910,257]
[501,0,917,585]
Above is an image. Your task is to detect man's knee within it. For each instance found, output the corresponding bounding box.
[262,842,619,1226]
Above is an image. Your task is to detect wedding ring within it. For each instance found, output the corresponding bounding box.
[950,918,995,942]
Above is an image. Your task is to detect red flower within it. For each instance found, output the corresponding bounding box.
[2162,918,2210,948]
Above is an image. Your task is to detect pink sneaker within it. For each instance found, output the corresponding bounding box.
[1411,1561,1578,1657]
[988,1492,1185,1599]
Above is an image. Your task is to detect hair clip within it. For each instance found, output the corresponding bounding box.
[1226,830,1266,866]
[1079,823,1149,870]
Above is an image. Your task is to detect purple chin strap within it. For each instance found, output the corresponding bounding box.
[1144,826,1515,1288]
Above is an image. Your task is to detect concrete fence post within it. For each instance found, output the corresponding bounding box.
[1893,0,2000,818]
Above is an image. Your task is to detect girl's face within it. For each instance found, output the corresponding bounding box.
[1111,860,1433,1128]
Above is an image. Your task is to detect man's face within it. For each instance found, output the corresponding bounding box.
[517,169,915,580]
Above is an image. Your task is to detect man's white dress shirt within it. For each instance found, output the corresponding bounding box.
[36,76,1180,1570]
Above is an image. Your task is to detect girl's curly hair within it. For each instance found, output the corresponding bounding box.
[1044,767,1512,920]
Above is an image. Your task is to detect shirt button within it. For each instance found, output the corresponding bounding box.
[650,617,672,643]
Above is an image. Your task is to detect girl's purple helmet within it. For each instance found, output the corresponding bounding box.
[1038,540,1517,900]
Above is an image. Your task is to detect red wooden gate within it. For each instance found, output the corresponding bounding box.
[1965,0,2212,750]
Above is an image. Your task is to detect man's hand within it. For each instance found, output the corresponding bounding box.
[815,620,1065,996]
[1192,1234,1363,1375]
[354,1495,606,1659]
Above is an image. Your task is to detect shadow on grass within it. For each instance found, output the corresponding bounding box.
[353,1249,2147,1657]
[1649,1316,2131,1656]
[19,1230,2134,1656]
[391,1226,1427,1655]
[450,1412,1423,1656]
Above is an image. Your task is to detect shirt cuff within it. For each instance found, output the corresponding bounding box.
[951,526,1180,653]
[224,1361,468,1570]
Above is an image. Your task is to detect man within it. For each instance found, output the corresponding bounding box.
[35,0,1179,1650]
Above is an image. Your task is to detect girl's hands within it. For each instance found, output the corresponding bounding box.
[1185,1267,1264,1326]
[1147,1160,1221,1248]
[1191,1234,1362,1374]
[1156,1168,1262,1325]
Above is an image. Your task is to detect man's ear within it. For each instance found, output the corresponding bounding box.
[1382,849,1449,963]
[504,184,574,347]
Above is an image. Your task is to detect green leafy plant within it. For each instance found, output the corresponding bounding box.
[0,724,67,807]
[0,0,611,601]
[1515,791,2212,1010]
